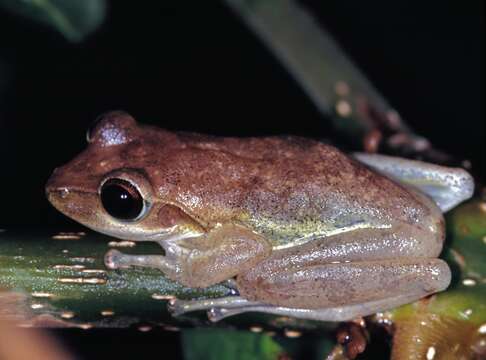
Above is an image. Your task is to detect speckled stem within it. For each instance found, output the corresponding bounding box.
[0,230,340,332]
[0,230,229,329]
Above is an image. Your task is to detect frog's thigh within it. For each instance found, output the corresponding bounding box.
[237,258,451,309]
[353,152,474,212]
[256,226,444,272]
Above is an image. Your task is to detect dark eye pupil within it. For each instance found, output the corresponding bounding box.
[100,179,144,220]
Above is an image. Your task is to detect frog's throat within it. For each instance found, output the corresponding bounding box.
[90,222,202,243]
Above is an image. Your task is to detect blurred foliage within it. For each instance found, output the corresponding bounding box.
[0,0,106,42]
[182,329,285,360]
[182,328,338,360]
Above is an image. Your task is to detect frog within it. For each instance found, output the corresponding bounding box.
[46,111,474,322]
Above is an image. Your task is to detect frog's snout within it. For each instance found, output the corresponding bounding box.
[45,167,98,220]
[45,168,70,204]
[45,174,102,231]
[45,165,97,202]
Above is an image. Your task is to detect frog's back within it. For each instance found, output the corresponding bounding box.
[145,130,434,248]
[216,135,433,247]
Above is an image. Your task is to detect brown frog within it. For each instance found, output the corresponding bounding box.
[46,111,473,321]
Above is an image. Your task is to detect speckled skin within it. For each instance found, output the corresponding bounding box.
[46,111,452,314]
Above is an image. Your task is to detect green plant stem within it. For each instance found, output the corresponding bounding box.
[0,231,227,328]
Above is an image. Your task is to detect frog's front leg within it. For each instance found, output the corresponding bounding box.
[105,223,272,288]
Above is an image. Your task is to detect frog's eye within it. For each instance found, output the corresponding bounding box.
[100,178,146,221]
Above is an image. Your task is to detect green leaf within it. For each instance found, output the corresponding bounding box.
[444,199,486,281]
[0,0,106,42]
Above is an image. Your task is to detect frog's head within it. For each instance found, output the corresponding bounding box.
[46,111,197,241]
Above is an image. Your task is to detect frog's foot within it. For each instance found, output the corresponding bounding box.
[104,249,176,274]
[353,153,474,212]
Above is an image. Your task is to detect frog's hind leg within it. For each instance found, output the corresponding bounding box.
[353,153,474,212]
[169,258,450,322]
[237,257,451,312]
[168,296,258,317]
[168,292,421,322]
[206,292,422,322]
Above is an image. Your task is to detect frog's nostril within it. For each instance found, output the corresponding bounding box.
[45,167,74,199]
[46,187,71,205]
[58,187,70,199]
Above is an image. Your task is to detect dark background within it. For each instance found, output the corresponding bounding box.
[0,1,484,359]
[0,0,484,230]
